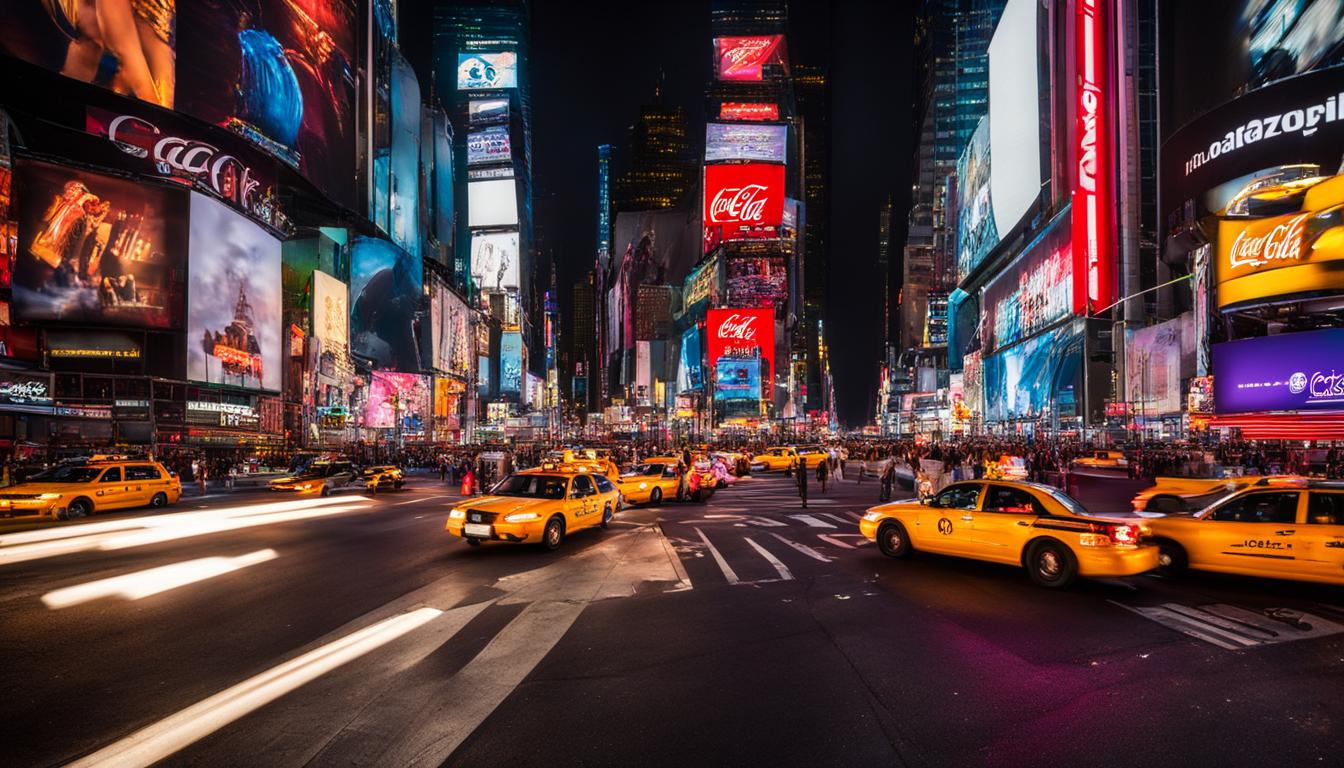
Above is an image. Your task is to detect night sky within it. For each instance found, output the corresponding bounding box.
[471,1,914,427]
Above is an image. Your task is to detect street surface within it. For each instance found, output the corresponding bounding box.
[3,473,1343,766]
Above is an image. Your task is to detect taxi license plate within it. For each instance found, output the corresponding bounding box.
[464,523,491,538]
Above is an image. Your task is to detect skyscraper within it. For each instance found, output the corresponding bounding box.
[614,87,695,213]
[793,62,829,412]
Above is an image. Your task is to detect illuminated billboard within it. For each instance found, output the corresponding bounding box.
[1124,313,1195,416]
[726,256,788,312]
[715,358,762,418]
[431,284,471,377]
[679,326,704,392]
[983,322,1083,422]
[714,36,786,81]
[1213,328,1344,414]
[611,210,699,346]
[987,0,1043,241]
[468,179,519,228]
[470,232,520,292]
[980,212,1073,352]
[389,50,422,260]
[707,307,774,383]
[13,159,187,329]
[1071,0,1115,313]
[500,331,523,394]
[704,164,786,228]
[469,99,509,125]
[956,116,998,281]
[467,126,512,165]
[186,194,283,391]
[177,0,358,208]
[457,52,518,90]
[719,103,779,121]
[363,372,430,431]
[312,270,348,359]
[350,237,422,372]
[477,354,492,397]
[705,123,787,163]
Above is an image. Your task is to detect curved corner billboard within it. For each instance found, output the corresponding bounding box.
[1214,327,1344,414]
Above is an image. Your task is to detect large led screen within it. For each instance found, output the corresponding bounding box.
[469,99,509,125]
[1125,313,1195,415]
[715,358,762,419]
[983,322,1083,422]
[186,194,283,391]
[312,270,349,358]
[500,331,523,394]
[714,36,786,81]
[1213,327,1344,414]
[13,159,187,329]
[705,123,787,163]
[611,210,699,347]
[679,326,704,392]
[987,0,1042,239]
[719,103,779,122]
[350,237,422,372]
[726,256,788,312]
[0,3,176,106]
[704,164,786,228]
[431,284,471,377]
[389,50,421,260]
[707,307,774,383]
[956,116,998,281]
[980,213,1073,352]
[470,232,520,292]
[468,180,519,228]
[457,52,518,90]
[363,371,430,431]
[177,0,357,209]
[468,126,512,166]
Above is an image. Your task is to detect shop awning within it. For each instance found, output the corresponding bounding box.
[1207,412,1344,440]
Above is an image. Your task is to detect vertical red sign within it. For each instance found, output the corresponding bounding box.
[1072,0,1114,313]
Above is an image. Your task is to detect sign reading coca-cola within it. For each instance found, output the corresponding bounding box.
[714,36,786,81]
[1214,189,1344,309]
[85,106,289,234]
[704,164,785,228]
[720,102,780,121]
[707,307,775,384]
[1071,0,1114,313]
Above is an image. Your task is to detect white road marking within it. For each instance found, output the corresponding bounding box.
[694,527,740,584]
[842,511,863,521]
[745,537,794,581]
[42,550,278,610]
[790,514,835,529]
[68,608,444,768]
[394,495,450,506]
[745,516,789,527]
[1110,601,1344,650]
[817,534,855,549]
[818,513,855,527]
[768,532,832,562]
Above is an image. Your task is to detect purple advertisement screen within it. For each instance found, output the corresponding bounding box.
[1213,328,1344,414]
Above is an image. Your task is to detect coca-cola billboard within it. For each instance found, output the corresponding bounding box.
[707,307,775,384]
[704,164,785,228]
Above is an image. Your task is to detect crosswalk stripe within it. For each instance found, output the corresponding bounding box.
[789,514,835,528]
[818,513,853,527]
[744,537,794,581]
[767,533,831,562]
[842,511,863,522]
[694,527,740,585]
[817,534,855,549]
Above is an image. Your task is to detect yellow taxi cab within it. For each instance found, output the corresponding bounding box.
[269,460,359,496]
[859,480,1158,588]
[446,462,621,550]
[1072,450,1129,471]
[0,457,182,520]
[554,449,621,480]
[751,446,827,472]
[362,465,405,492]
[1145,478,1344,585]
[1131,476,1266,514]
[616,457,714,505]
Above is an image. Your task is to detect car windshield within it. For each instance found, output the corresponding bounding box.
[1025,483,1092,517]
[492,474,568,499]
[632,463,674,476]
[29,466,103,483]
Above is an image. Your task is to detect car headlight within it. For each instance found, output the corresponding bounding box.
[639,482,648,490]
[504,511,540,523]
[862,510,884,522]
[298,483,312,491]
[38,493,62,500]
[448,508,466,519]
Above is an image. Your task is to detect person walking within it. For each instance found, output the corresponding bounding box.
[817,457,829,493]
[795,458,809,509]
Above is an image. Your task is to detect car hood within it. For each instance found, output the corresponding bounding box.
[0,482,84,495]
[464,496,562,515]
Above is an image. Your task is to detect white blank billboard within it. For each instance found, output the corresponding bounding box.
[468,179,519,228]
[988,0,1042,238]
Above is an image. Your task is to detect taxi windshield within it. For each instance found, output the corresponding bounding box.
[29,466,103,483]
[631,463,672,476]
[493,474,568,500]
[1026,483,1092,517]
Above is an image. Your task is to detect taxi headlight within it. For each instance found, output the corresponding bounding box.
[862,510,884,522]
[504,511,540,523]
[639,482,648,490]
[38,493,62,500]
[298,483,312,491]
[448,508,466,519]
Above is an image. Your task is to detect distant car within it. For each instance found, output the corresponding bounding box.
[750,446,826,472]
[362,465,404,492]
[270,461,359,496]
[0,458,182,520]
[446,464,620,550]
[860,480,1158,588]
[616,458,714,505]
[1072,450,1129,471]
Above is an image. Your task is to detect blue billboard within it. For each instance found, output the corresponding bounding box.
[715,357,761,419]
[983,322,1083,422]
[350,237,422,372]
[679,327,704,392]
[500,332,523,395]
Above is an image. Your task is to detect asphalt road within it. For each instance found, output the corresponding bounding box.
[2,472,1342,767]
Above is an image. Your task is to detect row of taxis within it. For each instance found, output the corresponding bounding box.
[0,456,182,520]
[268,461,404,495]
[750,445,829,473]
[859,475,1344,588]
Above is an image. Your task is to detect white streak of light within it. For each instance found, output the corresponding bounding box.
[41,549,278,609]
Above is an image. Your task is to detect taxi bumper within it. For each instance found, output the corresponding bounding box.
[0,499,61,517]
[1074,543,1160,577]
[858,516,882,541]
[445,518,540,543]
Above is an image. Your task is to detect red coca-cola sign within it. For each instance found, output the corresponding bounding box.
[720,102,780,121]
[707,307,775,382]
[704,164,785,227]
[715,35,785,81]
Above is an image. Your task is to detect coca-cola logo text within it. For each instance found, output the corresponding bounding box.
[721,38,774,70]
[716,313,759,342]
[1228,213,1308,270]
[710,185,769,223]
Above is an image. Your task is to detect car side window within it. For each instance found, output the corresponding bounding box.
[572,475,594,497]
[933,484,980,510]
[100,467,122,483]
[1308,493,1343,525]
[983,486,1043,515]
[126,465,161,481]
[1210,491,1300,523]
[595,475,615,494]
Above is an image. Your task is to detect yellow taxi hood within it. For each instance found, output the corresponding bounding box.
[4,480,89,494]
[461,496,560,515]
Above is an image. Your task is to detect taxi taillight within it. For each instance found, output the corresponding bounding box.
[1080,522,1142,548]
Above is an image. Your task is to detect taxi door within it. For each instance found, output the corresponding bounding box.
[1195,490,1304,577]
[124,465,163,505]
[569,475,598,529]
[1302,492,1344,583]
[972,484,1045,564]
[917,483,983,555]
[93,466,131,510]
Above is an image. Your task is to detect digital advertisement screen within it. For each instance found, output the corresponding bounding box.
[312,270,349,359]
[470,232,520,293]
[987,0,1042,239]
[1125,313,1195,415]
[468,126,512,166]
[679,326,704,392]
[350,237,422,372]
[956,115,998,281]
[363,371,430,432]
[431,284,471,377]
[177,0,358,209]
[983,322,1083,422]
[980,212,1073,352]
[715,358,762,418]
[714,36,786,81]
[430,108,456,261]
[469,99,510,125]
[611,210,699,349]
[477,354,492,398]
[707,307,774,383]
[457,52,519,90]
[186,194,283,391]
[500,331,523,394]
[13,159,187,329]
[1214,327,1344,414]
[725,256,788,312]
[389,50,422,261]
[705,123,787,163]
[704,164,786,228]
[719,103,780,121]
[468,179,519,228]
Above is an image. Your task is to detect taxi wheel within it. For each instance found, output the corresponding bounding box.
[601,503,613,529]
[65,498,92,520]
[320,485,331,498]
[542,516,565,551]
[649,487,663,507]
[1027,540,1077,588]
[466,538,482,547]
[877,521,912,558]
[150,493,168,509]
[1156,540,1188,576]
